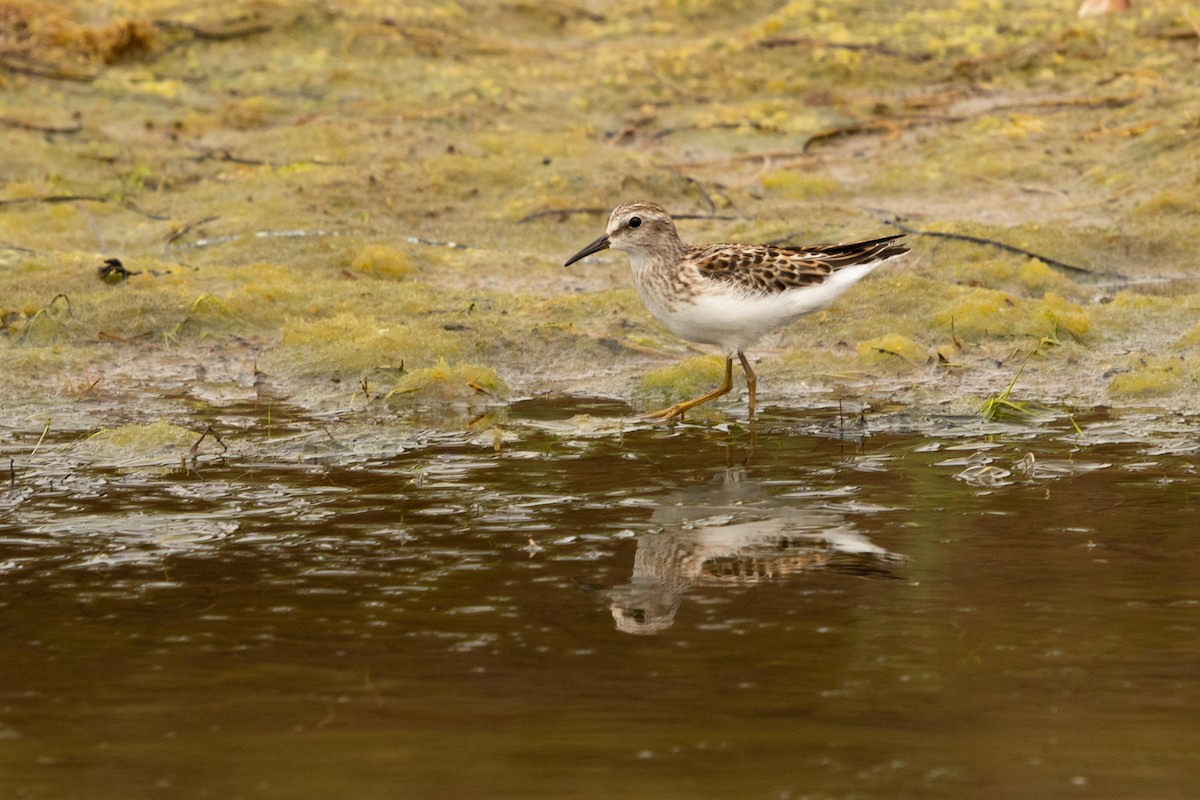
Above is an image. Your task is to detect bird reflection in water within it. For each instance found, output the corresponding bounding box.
[610,469,907,635]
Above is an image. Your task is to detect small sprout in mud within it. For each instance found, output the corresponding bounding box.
[67,375,103,397]
[1063,405,1084,434]
[97,258,139,283]
[29,418,51,458]
[979,352,1036,422]
[949,317,964,350]
[979,384,1031,421]
[936,349,965,368]
[979,341,1057,422]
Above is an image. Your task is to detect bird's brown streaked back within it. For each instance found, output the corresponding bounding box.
[692,234,909,296]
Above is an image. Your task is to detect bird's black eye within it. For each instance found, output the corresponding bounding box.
[628,216,642,229]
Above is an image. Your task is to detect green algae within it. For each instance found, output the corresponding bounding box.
[634,355,727,409]
[1092,290,1200,348]
[271,311,459,379]
[760,170,844,200]
[346,244,416,280]
[1107,356,1191,399]
[1175,323,1200,351]
[75,419,197,460]
[1,0,1199,430]
[386,360,509,404]
[934,288,1089,343]
[856,333,932,368]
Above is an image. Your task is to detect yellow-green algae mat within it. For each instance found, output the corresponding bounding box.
[2,0,1200,445]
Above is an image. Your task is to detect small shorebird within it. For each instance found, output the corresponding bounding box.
[564,201,908,421]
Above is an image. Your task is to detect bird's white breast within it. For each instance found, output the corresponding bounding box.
[636,260,883,352]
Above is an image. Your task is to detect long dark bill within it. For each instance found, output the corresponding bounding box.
[563,234,610,267]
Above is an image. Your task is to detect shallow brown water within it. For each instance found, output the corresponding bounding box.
[2,400,1199,799]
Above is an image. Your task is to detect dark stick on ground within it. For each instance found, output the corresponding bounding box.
[890,222,1124,281]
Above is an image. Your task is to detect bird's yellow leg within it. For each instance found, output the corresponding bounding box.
[643,356,734,422]
[738,351,757,421]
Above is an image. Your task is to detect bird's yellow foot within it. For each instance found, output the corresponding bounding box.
[641,404,688,423]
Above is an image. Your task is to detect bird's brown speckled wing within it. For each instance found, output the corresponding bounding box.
[692,234,908,294]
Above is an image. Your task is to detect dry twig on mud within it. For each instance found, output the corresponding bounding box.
[518,207,607,223]
[803,120,908,152]
[0,194,107,207]
[153,19,273,43]
[889,222,1123,281]
[0,113,83,134]
[758,36,931,63]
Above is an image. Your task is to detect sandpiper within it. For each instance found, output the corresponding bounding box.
[564,201,909,421]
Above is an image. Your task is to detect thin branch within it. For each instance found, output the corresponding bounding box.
[849,213,1124,281]
[896,224,1118,279]
[518,207,607,223]
[0,194,109,206]
[153,19,274,42]
[185,144,344,167]
[0,114,83,134]
[166,215,220,246]
[758,36,932,63]
[186,145,266,166]
[0,55,97,82]
[803,120,902,153]
[0,193,170,221]
[682,176,717,215]
[653,120,766,140]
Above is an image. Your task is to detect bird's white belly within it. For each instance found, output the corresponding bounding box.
[638,262,879,352]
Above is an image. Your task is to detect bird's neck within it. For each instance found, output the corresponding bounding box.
[627,237,690,275]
